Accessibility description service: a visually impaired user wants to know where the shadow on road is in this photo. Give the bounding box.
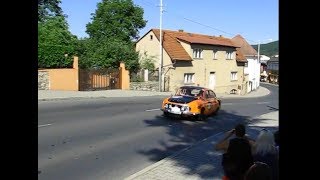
[135,109,278,179]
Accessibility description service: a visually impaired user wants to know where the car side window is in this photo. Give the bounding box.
[199,90,205,98]
[205,91,210,99]
[208,90,216,98]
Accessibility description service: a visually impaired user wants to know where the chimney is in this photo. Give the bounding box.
[178,29,184,32]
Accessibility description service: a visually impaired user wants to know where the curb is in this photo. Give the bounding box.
[38,90,269,101]
[260,82,279,87]
[218,88,270,99]
[38,94,172,101]
[38,96,108,101]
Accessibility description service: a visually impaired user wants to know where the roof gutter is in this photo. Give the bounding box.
[162,60,177,68]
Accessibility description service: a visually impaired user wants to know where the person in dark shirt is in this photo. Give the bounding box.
[244,161,272,180]
[215,124,254,180]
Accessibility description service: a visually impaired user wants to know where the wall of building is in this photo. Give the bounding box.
[136,31,172,70]
[38,70,49,90]
[130,81,159,91]
[168,44,244,94]
[38,57,130,91]
[38,57,79,91]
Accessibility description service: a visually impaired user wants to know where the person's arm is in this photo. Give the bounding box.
[244,134,256,146]
[214,129,235,152]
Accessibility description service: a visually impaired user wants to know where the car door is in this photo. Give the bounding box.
[206,90,219,114]
[202,90,214,115]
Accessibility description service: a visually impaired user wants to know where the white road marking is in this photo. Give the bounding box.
[145,108,160,112]
[223,103,233,105]
[38,124,52,128]
[257,102,269,104]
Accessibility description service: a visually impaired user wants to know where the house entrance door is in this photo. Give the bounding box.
[209,72,216,89]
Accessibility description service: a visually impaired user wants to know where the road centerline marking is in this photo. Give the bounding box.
[146,108,160,112]
[38,124,52,128]
[257,101,269,104]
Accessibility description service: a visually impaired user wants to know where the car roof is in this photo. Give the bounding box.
[179,86,208,90]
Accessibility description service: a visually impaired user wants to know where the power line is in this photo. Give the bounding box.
[136,0,259,43]
[137,0,157,8]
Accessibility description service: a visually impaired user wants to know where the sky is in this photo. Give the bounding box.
[61,0,278,45]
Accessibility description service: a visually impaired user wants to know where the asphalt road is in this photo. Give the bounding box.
[38,83,278,180]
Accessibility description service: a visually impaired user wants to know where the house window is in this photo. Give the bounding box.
[150,35,153,40]
[184,73,195,83]
[231,72,237,81]
[226,51,234,60]
[193,48,203,59]
[213,50,218,59]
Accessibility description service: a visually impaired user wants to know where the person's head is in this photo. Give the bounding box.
[245,162,272,180]
[273,130,279,147]
[254,129,276,155]
[235,124,246,137]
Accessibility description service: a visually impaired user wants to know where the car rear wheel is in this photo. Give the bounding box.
[212,101,221,116]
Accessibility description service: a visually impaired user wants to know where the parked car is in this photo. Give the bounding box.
[161,86,221,120]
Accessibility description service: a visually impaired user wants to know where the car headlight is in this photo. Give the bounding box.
[180,105,189,112]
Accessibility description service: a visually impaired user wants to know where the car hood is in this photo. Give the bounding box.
[168,95,198,104]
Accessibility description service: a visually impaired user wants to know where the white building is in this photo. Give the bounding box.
[259,55,270,64]
[232,35,261,92]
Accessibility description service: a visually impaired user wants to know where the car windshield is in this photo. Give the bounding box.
[175,88,202,97]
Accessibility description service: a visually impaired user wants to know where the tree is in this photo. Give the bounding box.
[86,0,146,42]
[79,38,140,72]
[38,16,78,68]
[81,0,146,73]
[38,0,64,22]
[139,51,156,71]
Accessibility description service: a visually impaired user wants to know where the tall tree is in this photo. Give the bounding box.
[38,0,64,22]
[86,0,146,42]
[79,38,139,71]
[82,0,146,72]
[38,16,78,68]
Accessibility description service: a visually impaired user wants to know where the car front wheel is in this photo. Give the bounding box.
[196,109,207,121]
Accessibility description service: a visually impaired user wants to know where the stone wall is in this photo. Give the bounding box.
[130,81,159,91]
[38,71,49,90]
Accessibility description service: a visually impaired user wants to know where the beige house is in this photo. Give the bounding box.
[135,29,248,94]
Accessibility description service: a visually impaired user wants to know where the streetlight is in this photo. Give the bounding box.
[158,0,163,92]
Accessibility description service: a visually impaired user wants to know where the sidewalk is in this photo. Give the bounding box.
[124,111,279,180]
[38,86,270,101]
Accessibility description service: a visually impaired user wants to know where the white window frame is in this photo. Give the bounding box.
[226,51,234,60]
[193,48,203,59]
[213,50,218,59]
[184,73,195,83]
[231,72,237,81]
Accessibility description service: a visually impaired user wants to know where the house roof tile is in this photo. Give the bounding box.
[231,35,258,56]
[145,29,246,62]
[236,48,247,62]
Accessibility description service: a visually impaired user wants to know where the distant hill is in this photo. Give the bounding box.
[252,41,278,57]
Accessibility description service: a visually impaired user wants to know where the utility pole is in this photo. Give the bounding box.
[158,0,163,92]
[258,41,260,63]
[255,40,260,89]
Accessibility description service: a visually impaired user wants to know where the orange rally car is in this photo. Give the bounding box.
[161,86,221,120]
